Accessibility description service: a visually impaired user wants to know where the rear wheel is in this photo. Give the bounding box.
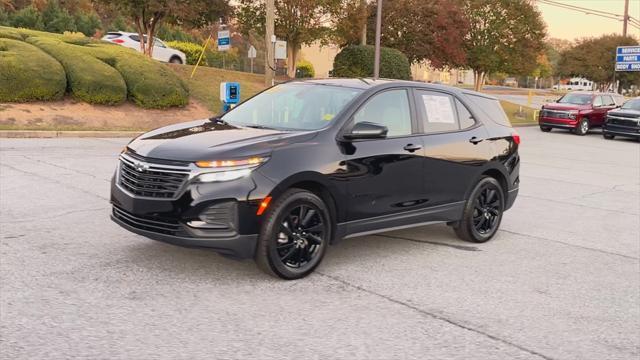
[169,56,183,64]
[603,133,615,140]
[575,118,589,135]
[255,189,331,280]
[539,126,552,132]
[453,177,504,243]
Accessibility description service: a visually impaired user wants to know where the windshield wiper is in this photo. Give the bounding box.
[242,124,278,130]
[208,116,228,125]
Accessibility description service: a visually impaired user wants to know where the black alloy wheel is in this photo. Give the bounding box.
[453,176,504,243]
[256,189,331,279]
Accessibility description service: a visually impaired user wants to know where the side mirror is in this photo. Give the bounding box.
[344,121,388,140]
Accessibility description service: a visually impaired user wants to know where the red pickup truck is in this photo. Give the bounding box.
[539,91,624,135]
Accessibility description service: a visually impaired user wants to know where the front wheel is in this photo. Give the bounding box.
[255,189,331,280]
[603,133,615,140]
[169,56,183,64]
[539,126,552,132]
[453,177,505,243]
[575,118,589,135]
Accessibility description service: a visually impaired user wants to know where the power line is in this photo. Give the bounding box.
[536,0,624,18]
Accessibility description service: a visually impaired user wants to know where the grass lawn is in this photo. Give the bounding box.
[170,65,266,113]
[500,100,538,126]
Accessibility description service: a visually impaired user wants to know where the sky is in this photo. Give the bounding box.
[535,0,640,40]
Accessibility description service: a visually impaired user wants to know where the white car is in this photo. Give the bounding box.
[102,31,187,64]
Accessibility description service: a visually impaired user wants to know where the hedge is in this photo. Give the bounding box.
[0,38,66,102]
[296,60,315,78]
[85,43,189,108]
[26,36,127,105]
[166,40,203,65]
[333,45,411,80]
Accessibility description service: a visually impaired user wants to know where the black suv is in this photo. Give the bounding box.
[111,79,520,279]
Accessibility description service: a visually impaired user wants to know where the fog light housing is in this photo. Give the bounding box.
[187,202,237,230]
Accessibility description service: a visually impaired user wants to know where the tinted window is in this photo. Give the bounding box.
[415,91,458,133]
[105,33,121,39]
[222,83,362,131]
[129,35,140,42]
[621,99,640,110]
[456,99,475,129]
[559,93,592,105]
[466,94,511,127]
[353,89,412,137]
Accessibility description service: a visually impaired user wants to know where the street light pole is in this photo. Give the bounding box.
[373,0,382,80]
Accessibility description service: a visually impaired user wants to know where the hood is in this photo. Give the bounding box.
[127,119,317,162]
[543,102,592,111]
[607,108,640,118]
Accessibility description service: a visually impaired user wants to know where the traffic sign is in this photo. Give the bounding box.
[217,30,230,51]
[274,40,287,60]
[248,45,257,59]
[615,46,640,72]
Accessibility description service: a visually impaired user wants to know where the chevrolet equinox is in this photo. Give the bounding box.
[111,79,520,279]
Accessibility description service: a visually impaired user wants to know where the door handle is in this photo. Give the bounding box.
[469,136,484,145]
[403,143,422,152]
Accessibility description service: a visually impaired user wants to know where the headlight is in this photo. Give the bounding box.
[568,111,579,120]
[194,156,268,183]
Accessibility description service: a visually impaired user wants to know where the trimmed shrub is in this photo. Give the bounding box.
[0,26,24,40]
[166,40,204,65]
[295,60,315,78]
[0,38,66,102]
[9,5,43,30]
[86,43,189,108]
[27,36,127,105]
[333,45,411,80]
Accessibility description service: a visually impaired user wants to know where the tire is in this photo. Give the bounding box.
[575,118,589,136]
[453,176,505,243]
[255,189,331,280]
[169,56,183,64]
[539,126,552,132]
[603,133,615,140]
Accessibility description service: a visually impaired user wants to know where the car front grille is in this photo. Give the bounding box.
[112,206,182,235]
[118,153,190,199]
[607,114,640,127]
[541,109,571,119]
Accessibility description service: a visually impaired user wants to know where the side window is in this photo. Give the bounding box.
[455,99,476,129]
[129,35,140,42]
[352,89,412,137]
[602,95,615,106]
[593,96,603,107]
[415,91,459,133]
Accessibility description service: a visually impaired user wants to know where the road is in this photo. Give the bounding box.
[1,127,639,360]
[493,94,551,109]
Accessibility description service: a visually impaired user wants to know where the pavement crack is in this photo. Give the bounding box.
[317,272,557,360]
[373,234,480,251]
[0,163,109,201]
[499,229,639,261]
[19,154,111,183]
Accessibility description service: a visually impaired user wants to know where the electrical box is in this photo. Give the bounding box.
[220,82,240,105]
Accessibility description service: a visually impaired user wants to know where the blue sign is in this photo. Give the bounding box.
[217,29,230,51]
[218,38,230,46]
[616,46,640,72]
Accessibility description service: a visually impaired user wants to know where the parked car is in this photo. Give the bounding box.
[110,79,520,279]
[538,91,624,135]
[603,97,640,141]
[101,31,186,64]
[503,77,518,87]
[552,77,593,91]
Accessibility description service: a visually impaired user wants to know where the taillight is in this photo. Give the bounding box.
[512,132,521,145]
[112,39,124,44]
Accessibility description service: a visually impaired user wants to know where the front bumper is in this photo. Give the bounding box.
[539,117,578,129]
[603,124,640,139]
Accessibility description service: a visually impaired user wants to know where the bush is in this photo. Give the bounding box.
[41,0,76,34]
[108,16,134,33]
[205,47,240,70]
[295,60,315,78]
[26,36,127,105]
[86,43,189,108]
[74,12,102,37]
[0,26,24,40]
[165,40,204,65]
[0,38,66,102]
[157,24,197,43]
[0,7,9,26]
[9,5,43,30]
[333,45,411,80]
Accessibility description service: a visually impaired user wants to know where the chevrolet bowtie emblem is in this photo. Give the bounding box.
[133,161,148,172]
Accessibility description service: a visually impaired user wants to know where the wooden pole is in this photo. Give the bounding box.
[265,0,275,87]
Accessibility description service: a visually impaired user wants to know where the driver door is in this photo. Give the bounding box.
[341,88,427,231]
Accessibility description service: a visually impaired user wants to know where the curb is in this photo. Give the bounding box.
[0,130,143,138]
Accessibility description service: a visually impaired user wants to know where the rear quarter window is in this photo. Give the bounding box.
[464,94,512,127]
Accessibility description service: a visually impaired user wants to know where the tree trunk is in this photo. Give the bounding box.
[360,0,367,45]
[473,70,485,91]
[287,45,299,79]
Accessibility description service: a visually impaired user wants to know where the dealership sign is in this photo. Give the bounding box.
[217,30,230,51]
[615,46,640,71]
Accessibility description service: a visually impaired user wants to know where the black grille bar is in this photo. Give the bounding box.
[118,154,190,199]
[113,206,181,235]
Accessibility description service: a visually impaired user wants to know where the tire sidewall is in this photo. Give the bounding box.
[576,118,589,135]
[259,190,331,279]
[464,177,505,242]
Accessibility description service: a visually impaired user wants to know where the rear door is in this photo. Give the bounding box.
[414,89,493,207]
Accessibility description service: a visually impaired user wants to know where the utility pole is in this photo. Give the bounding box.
[373,0,382,79]
[360,0,367,45]
[265,0,275,87]
[623,0,629,37]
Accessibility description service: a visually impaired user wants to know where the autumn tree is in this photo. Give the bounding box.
[557,34,640,92]
[96,0,230,57]
[358,0,468,69]
[462,0,546,90]
[236,0,336,77]
[332,0,368,47]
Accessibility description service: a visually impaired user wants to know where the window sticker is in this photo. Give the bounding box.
[422,94,456,124]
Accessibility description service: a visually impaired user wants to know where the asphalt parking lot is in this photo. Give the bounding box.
[1,126,638,360]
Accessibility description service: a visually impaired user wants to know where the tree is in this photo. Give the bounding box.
[74,11,102,37]
[9,5,43,29]
[557,34,640,92]
[364,0,468,69]
[41,0,77,33]
[462,0,546,90]
[95,0,230,57]
[331,0,368,47]
[236,0,336,78]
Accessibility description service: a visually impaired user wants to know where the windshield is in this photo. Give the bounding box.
[621,99,640,110]
[222,83,363,131]
[558,93,593,105]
